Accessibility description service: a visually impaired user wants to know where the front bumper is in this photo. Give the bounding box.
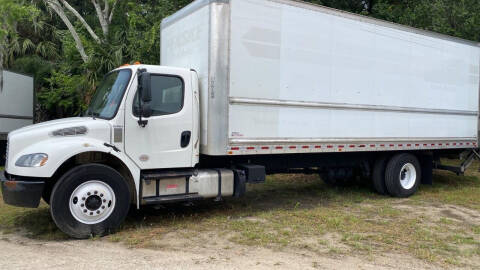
[1,171,45,208]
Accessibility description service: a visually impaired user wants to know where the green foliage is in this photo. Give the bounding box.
[11,55,54,87]
[5,0,480,120]
[115,0,192,65]
[308,0,371,13]
[0,0,40,39]
[372,0,480,41]
[0,0,41,70]
[38,68,90,118]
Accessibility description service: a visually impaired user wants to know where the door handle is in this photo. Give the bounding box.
[180,131,191,148]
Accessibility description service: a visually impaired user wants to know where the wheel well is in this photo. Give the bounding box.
[46,152,136,204]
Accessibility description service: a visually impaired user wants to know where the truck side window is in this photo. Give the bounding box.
[133,75,184,116]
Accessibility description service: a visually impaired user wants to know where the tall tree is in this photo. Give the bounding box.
[44,0,117,62]
[372,0,480,42]
[0,0,40,91]
[308,0,369,13]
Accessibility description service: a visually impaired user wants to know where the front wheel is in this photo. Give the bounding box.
[50,164,131,239]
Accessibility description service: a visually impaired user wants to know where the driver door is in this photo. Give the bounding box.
[124,67,193,169]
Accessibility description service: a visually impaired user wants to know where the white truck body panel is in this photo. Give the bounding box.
[0,70,34,139]
[165,0,480,156]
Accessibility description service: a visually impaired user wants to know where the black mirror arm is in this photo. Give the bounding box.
[138,118,148,127]
[137,95,149,128]
[137,68,149,127]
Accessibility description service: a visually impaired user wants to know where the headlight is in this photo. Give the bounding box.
[15,153,49,167]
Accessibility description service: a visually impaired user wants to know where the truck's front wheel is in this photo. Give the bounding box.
[50,164,130,239]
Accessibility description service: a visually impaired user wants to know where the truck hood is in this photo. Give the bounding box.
[9,117,93,135]
[6,117,112,171]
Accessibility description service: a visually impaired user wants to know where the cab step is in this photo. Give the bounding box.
[142,169,193,180]
[143,194,203,205]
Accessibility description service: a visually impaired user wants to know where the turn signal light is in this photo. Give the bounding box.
[39,156,49,167]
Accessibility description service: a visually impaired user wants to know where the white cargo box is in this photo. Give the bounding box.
[0,70,34,140]
[161,0,480,156]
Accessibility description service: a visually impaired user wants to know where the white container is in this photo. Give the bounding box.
[161,0,480,156]
[0,70,34,140]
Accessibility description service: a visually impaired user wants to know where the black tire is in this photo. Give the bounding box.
[42,191,51,205]
[42,181,54,205]
[385,153,421,198]
[50,164,131,239]
[321,168,353,187]
[372,156,389,195]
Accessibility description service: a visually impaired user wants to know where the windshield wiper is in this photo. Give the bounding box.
[85,109,99,119]
[90,111,100,119]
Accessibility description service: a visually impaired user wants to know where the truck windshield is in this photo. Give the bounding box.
[85,69,132,119]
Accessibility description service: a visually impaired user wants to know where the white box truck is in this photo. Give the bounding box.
[2,0,480,238]
[0,70,34,165]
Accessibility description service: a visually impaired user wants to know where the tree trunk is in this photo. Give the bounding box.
[0,29,5,92]
[367,0,375,13]
[0,47,3,92]
[61,0,101,44]
[91,0,109,37]
[46,0,89,63]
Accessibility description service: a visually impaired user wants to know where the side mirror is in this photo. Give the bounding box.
[137,70,152,127]
[139,72,152,103]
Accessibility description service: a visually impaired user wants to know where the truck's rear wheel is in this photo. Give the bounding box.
[385,153,421,198]
[321,168,354,186]
[372,156,389,195]
[50,164,130,239]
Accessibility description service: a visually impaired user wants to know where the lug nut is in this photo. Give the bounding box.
[82,197,86,201]
[90,212,93,215]
[81,204,84,207]
[96,210,100,214]
[87,192,91,196]
[100,194,104,197]
[83,209,87,213]
[94,191,98,195]
[103,199,106,203]
[101,206,105,209]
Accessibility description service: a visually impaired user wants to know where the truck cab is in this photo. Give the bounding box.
[1,65,227,238]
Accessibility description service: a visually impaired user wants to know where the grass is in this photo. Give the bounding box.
[1,161,480,267]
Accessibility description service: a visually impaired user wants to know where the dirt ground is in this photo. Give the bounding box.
[0,232,439,270]
[2,164,480,269]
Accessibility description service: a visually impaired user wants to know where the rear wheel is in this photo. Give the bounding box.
[50,164,130,239]
[321,168,354,186]
[372,156,389,195]
[385,153,421,198]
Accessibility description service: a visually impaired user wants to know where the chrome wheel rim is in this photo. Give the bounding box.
[69,180,116,224]
[399,163,416,190]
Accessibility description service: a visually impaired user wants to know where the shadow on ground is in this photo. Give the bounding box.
[1,168,478,242]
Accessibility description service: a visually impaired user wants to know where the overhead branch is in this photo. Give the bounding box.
[103,0,109,17]
[91,0,109,37]
[60,0,101,43]
[0,33,4,92]
[108,0,117,23]
[45,0,88,62]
